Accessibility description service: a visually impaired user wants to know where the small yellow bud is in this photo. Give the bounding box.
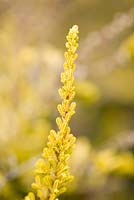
[25,192,35,200]
[56,117,62,130]
[71,25,78,32]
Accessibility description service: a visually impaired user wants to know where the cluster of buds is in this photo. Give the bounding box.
[25,25,79,200]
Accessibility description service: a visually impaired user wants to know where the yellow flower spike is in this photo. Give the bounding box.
[24,25,79,200]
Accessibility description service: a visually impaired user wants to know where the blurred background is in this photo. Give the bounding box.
[0,0,133,199]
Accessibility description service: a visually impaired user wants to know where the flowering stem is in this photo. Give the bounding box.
[25,25,79,200]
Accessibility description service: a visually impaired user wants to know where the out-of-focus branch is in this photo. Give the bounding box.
[76,45,129,79]
[76,9,133,79]
[0,156,39,192]
[79,8,133,63]
[106,130,134,151]
[87,46,129,77]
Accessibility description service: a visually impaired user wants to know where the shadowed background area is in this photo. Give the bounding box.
[0,0,133,199]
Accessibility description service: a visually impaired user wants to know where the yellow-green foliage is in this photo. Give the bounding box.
[127,34,134,60]
[25,25,79,200]
[124,34,134,60]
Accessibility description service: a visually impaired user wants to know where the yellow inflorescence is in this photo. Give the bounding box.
[25,25,79,200]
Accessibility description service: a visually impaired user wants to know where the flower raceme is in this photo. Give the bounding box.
[25,25,79,200]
